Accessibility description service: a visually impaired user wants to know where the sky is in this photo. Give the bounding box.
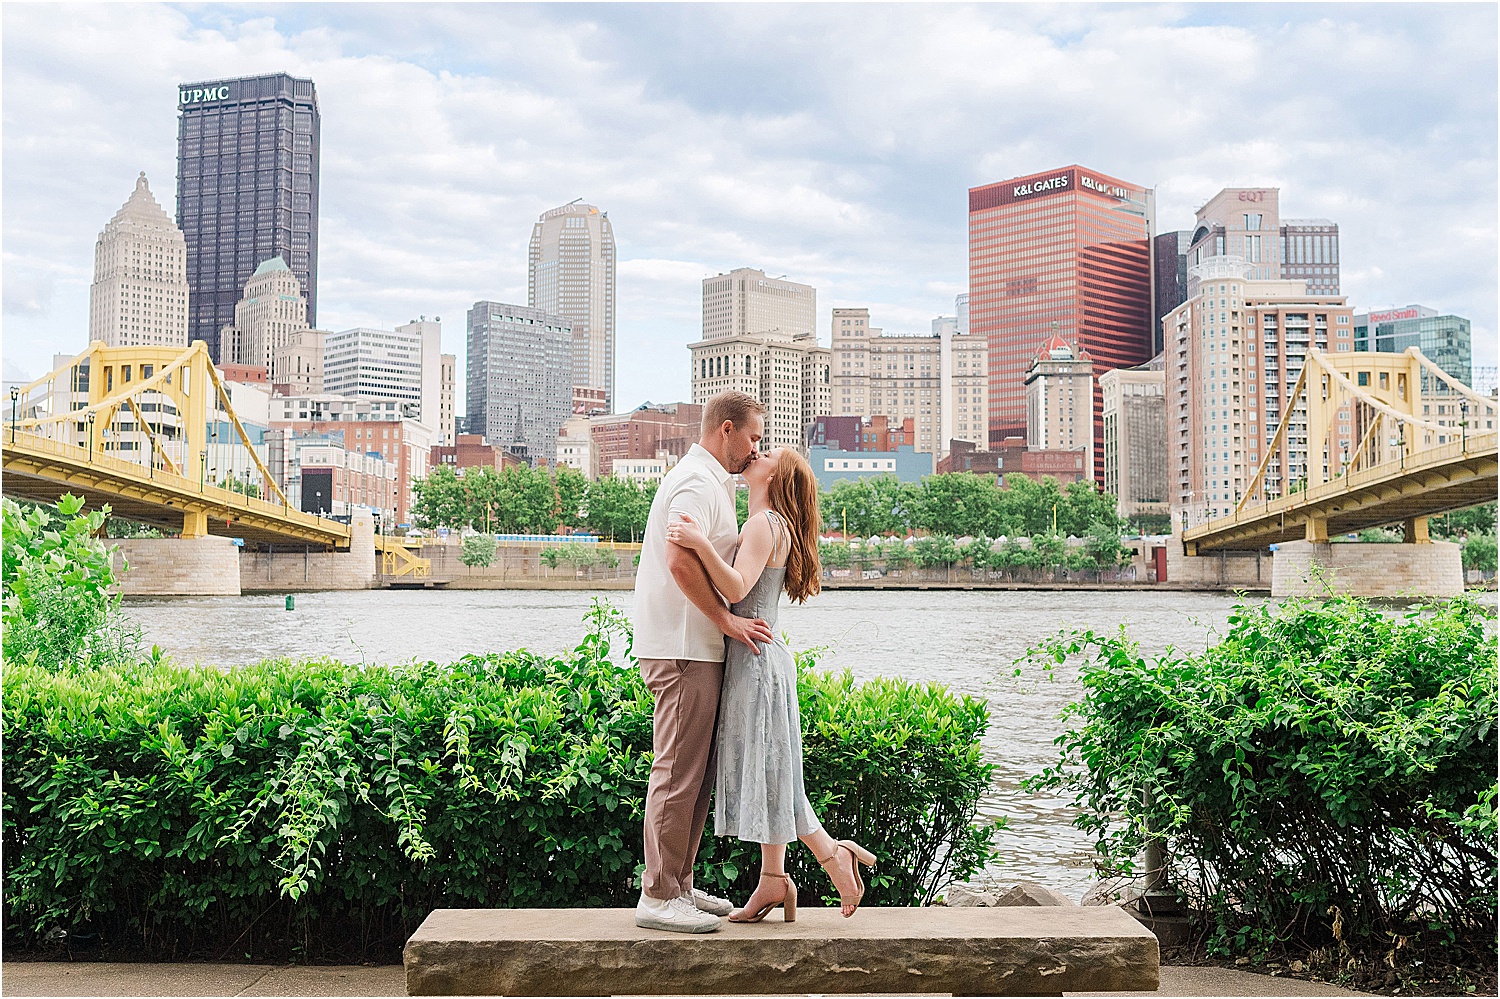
[4,2,1497,411]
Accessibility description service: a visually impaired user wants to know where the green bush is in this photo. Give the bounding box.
[911,534,958,568]
[819,541,852,568]
[1462,533,1496,573]
[3,604,997,961]
[540,545,620,570]
[1024,593,1497,964]
[459,534,498,568]
[2,495,137,670]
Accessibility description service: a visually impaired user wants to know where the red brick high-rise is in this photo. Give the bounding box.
[969,165,1154,483]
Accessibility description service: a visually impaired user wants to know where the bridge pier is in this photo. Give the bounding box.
[111,535,242,596]
[1272,539,1463,599]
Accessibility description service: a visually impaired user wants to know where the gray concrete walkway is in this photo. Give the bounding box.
[1,961,1373,997]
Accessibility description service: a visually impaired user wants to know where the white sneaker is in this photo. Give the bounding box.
[635,894,723,933]
[683,886,733,916]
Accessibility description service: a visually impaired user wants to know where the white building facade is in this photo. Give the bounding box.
[89,173,189,348]
[1025,334,1095,470]
[226,257,308,370]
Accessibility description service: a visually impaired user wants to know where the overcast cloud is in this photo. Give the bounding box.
[3,2,1496,407]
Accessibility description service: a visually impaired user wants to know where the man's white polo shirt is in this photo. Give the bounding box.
[633,443,739,662]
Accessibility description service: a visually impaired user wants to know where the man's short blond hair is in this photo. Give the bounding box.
[702,390,767,435]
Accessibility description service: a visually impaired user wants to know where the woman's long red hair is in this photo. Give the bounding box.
[767,449,821,603]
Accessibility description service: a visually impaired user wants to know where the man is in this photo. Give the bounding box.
[632,391,775,933]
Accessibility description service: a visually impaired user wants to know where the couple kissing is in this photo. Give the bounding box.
[631,390,876,933]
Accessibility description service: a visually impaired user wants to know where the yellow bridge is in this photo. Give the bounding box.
[1183,347,1498,554]
[3,341,428,577]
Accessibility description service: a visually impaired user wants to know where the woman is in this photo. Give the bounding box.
[666,446,876,923]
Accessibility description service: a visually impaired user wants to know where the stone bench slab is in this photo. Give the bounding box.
[403,906,1159,996]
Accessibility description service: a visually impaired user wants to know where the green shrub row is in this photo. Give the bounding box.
[2,603,997,962]
[820,527,1130,573]
[1023,592,1498,964]
[539,545,621,569]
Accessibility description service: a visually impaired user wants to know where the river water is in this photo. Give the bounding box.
[122,588,1261,901]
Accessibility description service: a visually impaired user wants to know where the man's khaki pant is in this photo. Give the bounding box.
[639,657,724,900]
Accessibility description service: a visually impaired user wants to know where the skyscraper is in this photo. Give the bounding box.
[177,73,320,362]
[1164,256,1355,523]
[969,165,1154,482]
[223,256,307,369]
[701,268,817,342]
[1354,305,1472,387]
[467,302,573,463]
[89,173,189,348]
[529,202,616,413]
[1183,188,1340,298]
[1152,230,1192,353]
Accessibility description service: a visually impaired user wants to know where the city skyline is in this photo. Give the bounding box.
[3,3,1495,413]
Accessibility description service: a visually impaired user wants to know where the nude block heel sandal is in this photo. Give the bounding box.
[728,872,798,923]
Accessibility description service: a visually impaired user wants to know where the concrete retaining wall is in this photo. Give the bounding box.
[1271,540,1464,598]
[111,536,243,596]
[1164,545,1272,589]
[240,511,376,592]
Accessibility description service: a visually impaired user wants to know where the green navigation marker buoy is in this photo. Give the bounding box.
[285,594,295,611]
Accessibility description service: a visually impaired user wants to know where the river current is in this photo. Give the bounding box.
[123,588,1263,901]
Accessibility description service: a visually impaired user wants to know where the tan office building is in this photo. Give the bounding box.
[1101,357,1168,519]
[702,268,817,342]
[89,173,189,349]
[1185,186,1340,298]
[939,322,990,455]
[831,307,989,458]
[271,328,326,397]
[832,308,938,453]
[689,331,829,452]
[1165,255,1355,525]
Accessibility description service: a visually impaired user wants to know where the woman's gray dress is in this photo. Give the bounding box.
[714,510,822,845]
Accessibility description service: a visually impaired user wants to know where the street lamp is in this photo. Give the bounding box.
[1460,400,1469,452]
[86,411,96,459]
[9,385,18,444]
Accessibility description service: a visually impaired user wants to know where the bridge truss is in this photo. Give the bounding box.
[1183,347,1497,553]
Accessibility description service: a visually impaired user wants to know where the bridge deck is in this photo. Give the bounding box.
[3,430,350,548]
[1185,433,1498,553]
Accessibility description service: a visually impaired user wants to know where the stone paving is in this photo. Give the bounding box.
[2,961,1373,997]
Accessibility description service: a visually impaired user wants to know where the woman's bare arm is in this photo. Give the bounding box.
[667,512,775,604]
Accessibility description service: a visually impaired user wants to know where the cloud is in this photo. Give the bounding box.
[3,268,55,319]
[1,2,1495,410]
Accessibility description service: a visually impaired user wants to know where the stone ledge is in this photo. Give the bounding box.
[403,906,1159,996]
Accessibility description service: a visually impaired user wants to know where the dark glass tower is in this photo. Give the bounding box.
[176,73,319,362]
